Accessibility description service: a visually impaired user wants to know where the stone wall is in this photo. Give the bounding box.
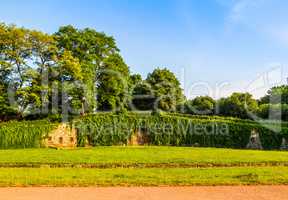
[43,123,77,148]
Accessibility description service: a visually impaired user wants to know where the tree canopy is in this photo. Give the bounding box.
[260,85,288,105]
[97,53,130,111]
[217,93,258,119]
[180,96,215,115]
[146,68,184,111]
[0,23,288,121]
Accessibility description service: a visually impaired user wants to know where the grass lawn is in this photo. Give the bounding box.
[0,146,287,167]
[0,147,288,186]
[1,167,288,186]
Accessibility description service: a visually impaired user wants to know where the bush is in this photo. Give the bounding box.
[74,112,288,149]
[258,104,288,121]
[0,120,58,149]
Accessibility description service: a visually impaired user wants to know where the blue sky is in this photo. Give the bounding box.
[1,0,288,99]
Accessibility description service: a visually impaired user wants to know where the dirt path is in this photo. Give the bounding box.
[1,186,287,200]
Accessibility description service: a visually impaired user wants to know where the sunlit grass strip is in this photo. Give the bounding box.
[0,167,288,186]
[0,147,287,167]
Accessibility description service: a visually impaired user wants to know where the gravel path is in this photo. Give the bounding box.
[1,186,288,200]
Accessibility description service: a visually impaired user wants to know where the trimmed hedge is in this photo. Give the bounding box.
[0,120,57,149]
[1,112,286,149]
[74,112,288,149]
[167,113,288,128]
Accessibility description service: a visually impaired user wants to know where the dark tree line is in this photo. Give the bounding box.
[177,87,288,121]
[0,23,287,121]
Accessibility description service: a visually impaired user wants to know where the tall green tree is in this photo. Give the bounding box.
[54,25,119,112]
[97,54,130,111]
[146,68,184,111]
[0,24,40,118]
[258,85,288,121]
[0,24,16,119]
[0,23,83,119]
[260,85,288,104]
[217,92,258,119]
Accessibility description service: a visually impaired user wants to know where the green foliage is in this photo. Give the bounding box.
[74,112,288,149]
[131,81,155,110]
[75,113,136,146]
[0,24,35,116]
[54,25,119,113]
[97,54,130,111]
[0,84,17,121]
[260,85,288,104]
[217,92,258,119]
[146,68,184,111]
[0,120,57,149]
[258,104,288,121]
[2,22,288,124]
[0,23,127,119]
[167,112,288,128]
[179,96,216,115]
[0,23,85,118]
[129,74,142,86]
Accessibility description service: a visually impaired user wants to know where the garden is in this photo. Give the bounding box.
[1,23,288,187]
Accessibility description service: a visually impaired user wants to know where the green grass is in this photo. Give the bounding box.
[0,167,288,186]
[0,147,287,167]
[0,147,287,186]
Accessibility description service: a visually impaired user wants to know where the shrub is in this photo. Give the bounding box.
[258,104,288,121]
[74,112,288,149]
[0,120,58,149]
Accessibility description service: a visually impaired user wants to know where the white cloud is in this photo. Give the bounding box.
[223,0,288,45]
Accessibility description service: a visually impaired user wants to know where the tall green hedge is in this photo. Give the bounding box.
[74,112,288,149]
[167,113,288,128]
[0,120,57,149]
